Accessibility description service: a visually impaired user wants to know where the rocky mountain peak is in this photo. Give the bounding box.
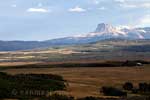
[94,23,115,33]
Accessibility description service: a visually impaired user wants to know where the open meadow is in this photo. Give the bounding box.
[2,65,150,98]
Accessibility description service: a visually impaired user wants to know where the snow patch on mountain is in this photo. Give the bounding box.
[72,23,150,40]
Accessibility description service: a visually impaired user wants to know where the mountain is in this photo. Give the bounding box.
[0,23,150,51]
[75,23,150,39]
[46,23,150,44]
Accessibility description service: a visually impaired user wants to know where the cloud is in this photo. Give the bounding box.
[69,6,86,12]
[120,4,137,8]
[117,0,150,9]
[141,3,150,8]
[27,8,50,13]
[115,0,125,3]
[139,15,150,26]
[121,3,150,8]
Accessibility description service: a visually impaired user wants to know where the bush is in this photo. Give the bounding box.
[139,83,149,92]
[46,94,74,100]
[123,82,133,91]
[0,72,66,98]
[101,86,127,97]
[132,88,139,94]
[77,96,99,100]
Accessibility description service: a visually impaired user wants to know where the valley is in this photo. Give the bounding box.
[0,39,150,99]
[2,66,150,98]
[0,24,150,100]
[0,0,150,99]
[0,39,150,63]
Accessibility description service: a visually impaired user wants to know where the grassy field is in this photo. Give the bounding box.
[0,40,150,99]
[2,66,150,98]
[1,40,150,63]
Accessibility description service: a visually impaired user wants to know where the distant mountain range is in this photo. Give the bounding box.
[46,23,150,44]
[0,23,150,51]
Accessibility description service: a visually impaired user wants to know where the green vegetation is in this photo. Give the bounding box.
[123,82,133,91]
[99,82,150,99]
[0,72,150,100]
[122,82,150,95]
[101,86,127,97]
[0,72,66,99]
[0,60,149,70]
[14,95,150,100]
[40,94,74,100]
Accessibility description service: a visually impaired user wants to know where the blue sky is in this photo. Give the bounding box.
[0,0,150,40]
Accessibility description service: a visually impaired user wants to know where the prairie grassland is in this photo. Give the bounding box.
[0,62,42,66]
[2,66,150,98]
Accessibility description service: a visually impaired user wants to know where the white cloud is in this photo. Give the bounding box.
[69,6,86,12]
[120,3,150,9]
[139,15,150,26]
[115,0,125,3]
[118,1,150,9]
[120,3,137,8]
[141,3,150,8]
[27,8,50,13]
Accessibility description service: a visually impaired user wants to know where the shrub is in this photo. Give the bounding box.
[132,88,139,94]
[77,96,99,100]
[48,94,74,100]
[139,83,149,92]
[123,82,133,91]
[0,72,66,98]
[101,86,127,97]
[148,83,150,92]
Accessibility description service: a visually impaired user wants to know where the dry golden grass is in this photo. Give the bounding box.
[2,67,150,98]
[0,62,42,67]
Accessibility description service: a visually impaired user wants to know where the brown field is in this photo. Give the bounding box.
[0,62,43,66]
[2,66,150,98]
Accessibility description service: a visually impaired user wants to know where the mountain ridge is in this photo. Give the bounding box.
[0,23,150,51]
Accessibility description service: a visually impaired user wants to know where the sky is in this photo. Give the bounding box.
[0,0,150,41]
